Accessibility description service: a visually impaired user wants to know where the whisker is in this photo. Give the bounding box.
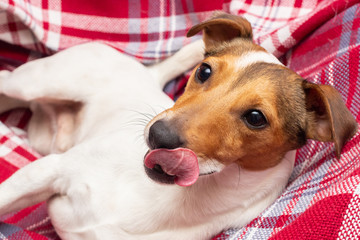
[129,119,149,125]
[135,133,146,143]
[121,108,155,121]
[119,122,146,128]
[146,104,160,116]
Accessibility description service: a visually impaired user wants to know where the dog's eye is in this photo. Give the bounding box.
[195,63,211,83]
[243,110,268,129]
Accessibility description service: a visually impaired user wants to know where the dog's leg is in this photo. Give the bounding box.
[0,43,124,102]
[0,154,62,215]
[0,69,84,154]
[0,40,203,100]
[148,39,205,89]
[0,71,29,113]
[0,94,29,113]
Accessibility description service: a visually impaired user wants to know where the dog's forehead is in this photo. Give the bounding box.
[204,40,301,93]
[207,42,283,73]
[204,53,288,96]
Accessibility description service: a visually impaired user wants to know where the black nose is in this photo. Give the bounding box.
[148,120,183,149]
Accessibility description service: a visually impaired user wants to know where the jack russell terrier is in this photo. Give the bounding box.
[0,12,357,240]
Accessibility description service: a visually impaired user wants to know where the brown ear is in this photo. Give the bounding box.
[186,11,253,49]
[303,81,358,157]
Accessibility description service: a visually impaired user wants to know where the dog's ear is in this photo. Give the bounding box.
[303,81,358,157]
[187,11,253,49]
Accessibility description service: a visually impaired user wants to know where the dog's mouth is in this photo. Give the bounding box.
[144,148,201,187]
[199,170,216,176]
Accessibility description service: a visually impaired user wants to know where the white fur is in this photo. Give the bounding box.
[236,51,283,69]
[0,41,295,240]
[198,158,226,175]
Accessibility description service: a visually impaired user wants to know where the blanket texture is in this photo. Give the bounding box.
[0,0,359,239]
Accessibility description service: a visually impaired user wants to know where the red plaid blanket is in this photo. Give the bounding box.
[0,0,359,239]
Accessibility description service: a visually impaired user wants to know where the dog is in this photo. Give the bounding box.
[0,12,357,240]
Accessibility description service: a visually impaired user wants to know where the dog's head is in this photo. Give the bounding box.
[144,12,358,186]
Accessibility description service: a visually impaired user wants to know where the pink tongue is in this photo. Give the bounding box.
[144,148,199,186]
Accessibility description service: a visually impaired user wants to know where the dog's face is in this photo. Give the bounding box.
[157,53,306,171]
[144,12,358,185]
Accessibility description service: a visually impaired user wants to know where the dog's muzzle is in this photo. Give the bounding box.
[144,120,199,186]
[148,120,183,149]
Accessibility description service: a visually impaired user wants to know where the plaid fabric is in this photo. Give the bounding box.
[0,109,58,239]
[0,0,359,239]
